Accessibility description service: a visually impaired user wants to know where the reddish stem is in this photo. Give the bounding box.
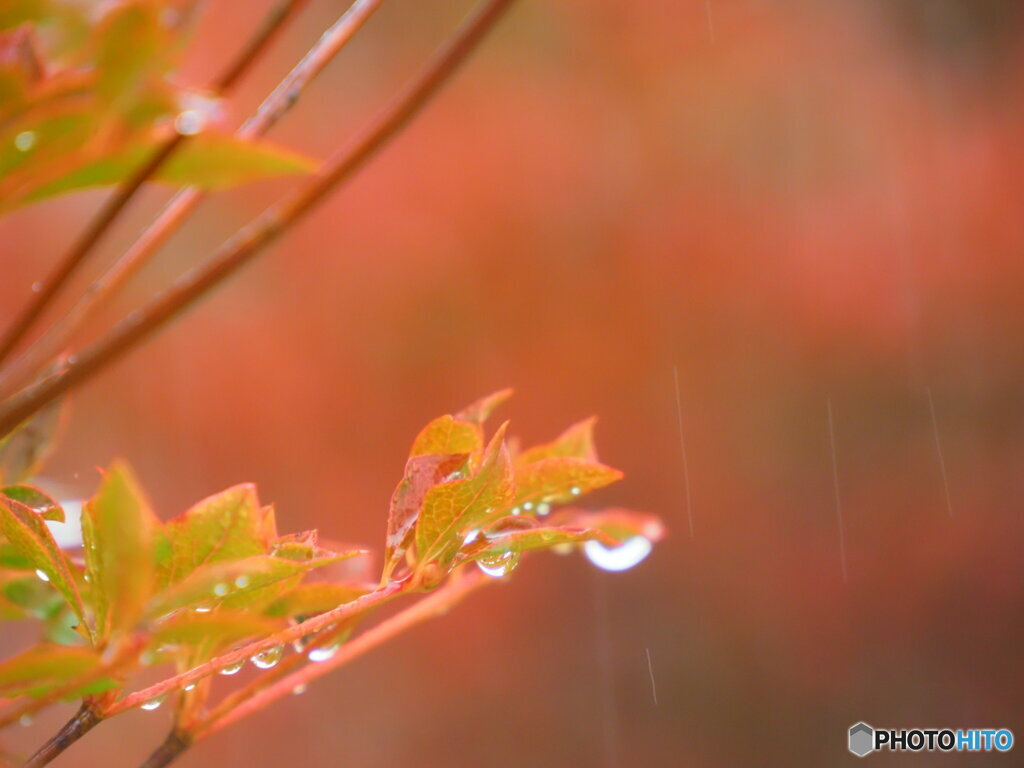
[196,569,486,740]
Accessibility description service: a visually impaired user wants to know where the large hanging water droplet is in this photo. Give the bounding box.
[140,694,166,711]
[307,643,339,663]
[35,569,50,582]
[218,659,245,676]
[583,536,652,572]
[476,548,521,578]
[251,644,283,670]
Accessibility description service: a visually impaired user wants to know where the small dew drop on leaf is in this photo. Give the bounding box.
[30,281,41,292]
[234,575,250,589]
[537,503,551,516]
[184,683,196,691]
[251,644,283,670]
[34,569,49,582]
[19,714,32,727]
[476,548,520,579]
[292,684,307,696]
[307,643,339,663]
[213,582,229,597]
[140,694,165,711]
[174,110,203,136]
[570,486,581,496]
[583,536,653,572]
[218,659,245,676]
[193,605,212,613]
[14,131,36,152]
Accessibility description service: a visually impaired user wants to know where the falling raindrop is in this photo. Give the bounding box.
[35,569,49,582]
[251,644,283,670]
[307,643,339,663]
[218,659,245,676]
[213,582,229,597]
[14,130,36,152]
[140,694,166,711]
[476,548,521,578]
[583,536,652,572]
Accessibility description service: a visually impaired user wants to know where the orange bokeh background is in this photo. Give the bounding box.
[3,1,1024,765]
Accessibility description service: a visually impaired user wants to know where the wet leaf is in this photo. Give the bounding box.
[409,415,481,458]
[1,572,63,618]
[94,1,169,105]
[82,461,159,639]
[160,484,274,587]
[0,492,87,638]
[1,485,62,521]
[415,425,514,578]
[516,417,598,465]
[265,582,368,620]
[546,507,666,544]
[150,610,284,651]
[512,457,622,507]
[0,644,112,699]
[382,453,468,581]
[19,132,317,204]
[147,552,363,618]
[453,388,513,426]
[0,395,65,484]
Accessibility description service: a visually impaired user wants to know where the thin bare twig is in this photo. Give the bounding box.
[136,731,191,768]
[0,0,309,374]
[0,0,515,439]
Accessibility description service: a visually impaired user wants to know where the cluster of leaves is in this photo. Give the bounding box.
[0,391,660,732]
[0,0,314,209]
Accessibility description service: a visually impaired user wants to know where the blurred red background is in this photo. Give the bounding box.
[3,0,1024,765]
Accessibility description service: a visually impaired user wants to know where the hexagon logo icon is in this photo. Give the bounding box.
[849,722,874,757]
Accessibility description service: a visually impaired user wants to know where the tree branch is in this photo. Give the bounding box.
[0,0,310,372]
[21,702,102,768]
[0,0,515,439]
[102,579,406,718]
[0,0,385,399]
[196,569,486,740]
[136,731,192,768]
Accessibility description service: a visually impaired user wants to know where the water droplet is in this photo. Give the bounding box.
[292,637,307,654]
[509,506,521,516]
[30,281,41,292]
[583,536,652,572]
[183,683,196,692]
[251,644,283,670]
[570,486,581,496]
[522,502,534,511]
[140,694,166,711]
[194,605,212,613]
[35,569,49,582]
[213,582,229,597]
[307,644,339,663]
[66,355,77,365]
[476,548,521,578]
[174,110,204,135]
[19,714,33,727]
[218,659,245,676]
[292,684,307,695]
[14,130,36,152]
[234,575,251,589]
[83,572,90,582]
[462,528,480,546]
[536,502,551,516]
[140,652,155,666]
